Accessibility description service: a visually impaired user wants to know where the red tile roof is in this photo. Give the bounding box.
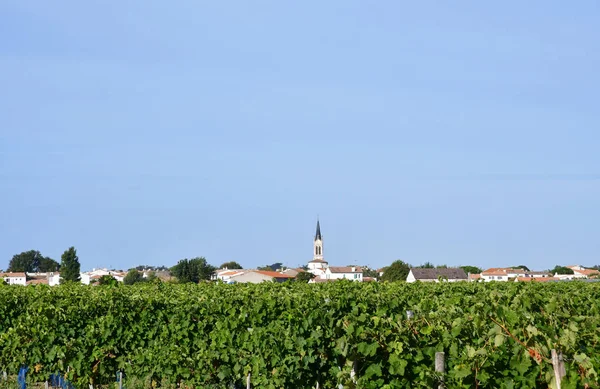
[0,272,26,278]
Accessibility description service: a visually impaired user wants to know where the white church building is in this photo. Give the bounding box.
[307,220,363,282]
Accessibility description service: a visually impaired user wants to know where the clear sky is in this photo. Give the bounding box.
[1,1,599,272]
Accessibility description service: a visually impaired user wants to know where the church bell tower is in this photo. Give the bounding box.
[313,219,323,261]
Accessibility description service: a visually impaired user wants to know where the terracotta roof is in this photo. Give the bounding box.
[219,270,244,277]
[0,272,26,278]
[481,267,526,275]
[515,277,560,283]
[254,271,295,279]
[363,277,376,282]
[468,274,482,280]
[573,269,600,276]
[410,268,467,280]
[27,279,49,285]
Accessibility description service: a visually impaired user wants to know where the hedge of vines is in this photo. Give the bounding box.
[0,281,598,388]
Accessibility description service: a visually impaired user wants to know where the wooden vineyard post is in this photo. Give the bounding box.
[435,352,445,389]
[246,373,251,389]
[551,349,566,389]
[119,371,123,389]
[406,310,414,320]
[45,381,49,389]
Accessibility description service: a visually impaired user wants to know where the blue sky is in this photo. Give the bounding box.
[1,1,598,271]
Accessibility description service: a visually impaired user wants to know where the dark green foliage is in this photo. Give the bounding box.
[60,247,80,283]
[257,262,283,271]
[171,257,215,283]
[362,267,378,278]
[123,269,145,285]
[295,271,315,282]
[549,265,574,275]
[220,261,243,269]
[134,265,169,271]
[381,260,411,282]
[97,275,118,286]
[8,250,59,272]
[39,257,60,272]
[460,265,483,274]
[512,265,531,271]
[0,282,598,388]
[417,261,435,268]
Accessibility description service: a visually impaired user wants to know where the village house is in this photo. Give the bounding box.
[228,270,294,284]
[0,272,27,285]
[406,268,468,283]
[212,268,245,282]
[554,265,600,280]
[480,268,551,282]
[80,268,126,284]
[324,266,363,281]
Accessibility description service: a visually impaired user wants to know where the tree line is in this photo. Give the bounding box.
[4,248,81,283]
[5,249,597,285]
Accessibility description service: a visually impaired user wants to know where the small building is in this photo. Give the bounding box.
[406,268,468,283]
[212,269,245,282]
[81,268,126,284]
[567,265,599,279]
[0,272,27,285]
[324,266,363,281]
[229,270,295,284]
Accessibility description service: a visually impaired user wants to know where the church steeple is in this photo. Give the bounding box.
[313,219,324,261]
[315,219,322,241]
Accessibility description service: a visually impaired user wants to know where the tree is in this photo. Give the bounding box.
[258,262,283,271]
[417,262,435,268]
[512,265,530,271]
[171,257,216,283]
[123,270,145,285]
[460,265,482,275]
[381,260,411,282]
[220,261,243,269]
[60,247,81,283]
[39,257,60,272]
[98,275,118,286]
[362,267,378,278]
[8,250,58,273]
[549,266,574,275]
[295,271,316,282]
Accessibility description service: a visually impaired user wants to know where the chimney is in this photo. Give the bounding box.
[352,266,356,272]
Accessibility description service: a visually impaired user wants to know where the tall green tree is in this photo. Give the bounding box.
[8,250,58,272]
[219,261,243,269]
[123,269,145,285]
[171,257,215,283]
[381,260,411,282]
[60,247,81,283]
[417,262,435,268]
[549,265,574,275]
[39,257,60,272]
[460,265,482,275]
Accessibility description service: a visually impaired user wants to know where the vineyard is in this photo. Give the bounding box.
[0,281,598,388]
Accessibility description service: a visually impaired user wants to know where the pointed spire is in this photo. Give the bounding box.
[315,219,322,241]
